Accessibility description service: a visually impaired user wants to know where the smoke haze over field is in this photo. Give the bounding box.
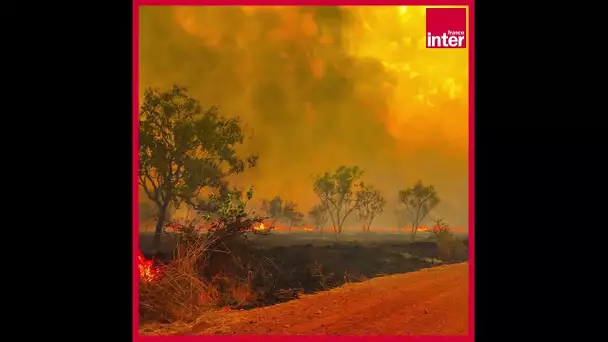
[138,6,469,229]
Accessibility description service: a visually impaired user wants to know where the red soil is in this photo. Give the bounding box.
[187,262,469,335]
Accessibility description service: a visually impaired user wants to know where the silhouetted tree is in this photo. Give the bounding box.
[356,184,386,232]
[308,203,329,233]
[261,196,284,227]
[397,180,440,241]
[261,196,304,231]
[312,165,364,239]
[139,85,257,250]
[283,200,304,231]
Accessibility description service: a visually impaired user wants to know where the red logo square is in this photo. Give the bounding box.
[426,8,467,49]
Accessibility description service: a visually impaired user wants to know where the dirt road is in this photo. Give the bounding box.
[181,262,469,335]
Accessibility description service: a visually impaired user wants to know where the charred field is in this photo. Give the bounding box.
[139,230,468,313]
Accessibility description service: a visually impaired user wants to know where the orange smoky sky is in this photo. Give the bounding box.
[138,6,469,230]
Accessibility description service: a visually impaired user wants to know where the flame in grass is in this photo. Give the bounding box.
[253,223,314,232]
[159,220,466,236]
[138,251,161,282]
[256,224,466,233]
[161,218,467,234]
[254,223,268,231]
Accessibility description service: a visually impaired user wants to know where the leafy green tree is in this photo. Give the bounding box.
[201,185,264,238]
[312,166,364,239]
[168,185,266,272]
[397,180,440,241]
[356,184,386,232]
[138,85,257,250]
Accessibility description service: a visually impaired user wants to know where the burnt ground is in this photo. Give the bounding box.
[143,236,467,307]
[139,230,468,334]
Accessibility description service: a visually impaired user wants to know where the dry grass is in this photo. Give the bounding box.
[139,231,260,326]
[140,308,249,336]
[139,240,210,323]
[140,321,196,336]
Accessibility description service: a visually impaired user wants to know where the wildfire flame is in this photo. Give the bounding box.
[254,224,465,233]
[160,220,466,234]
[254,223,267,231]
[138,251,161,282]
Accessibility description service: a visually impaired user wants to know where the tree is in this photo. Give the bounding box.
[308,203,329,233]
[201,185,266,243]
[312,166,364,239]
[260,196,304,231]
[182,185,267,277]
[397,180,440,241]
[356,184,386,232]
[430,218,451,240]
[260,196,284,227]
[282,200,304,231]
[139,85,258,250]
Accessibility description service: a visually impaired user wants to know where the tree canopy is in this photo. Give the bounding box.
[356,184,386,231]
[397,180,440,241]
[312,165,364,238]
[261,196,304,230]
[139,85,258,248]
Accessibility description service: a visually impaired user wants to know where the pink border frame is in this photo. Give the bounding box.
[132,1,475,341]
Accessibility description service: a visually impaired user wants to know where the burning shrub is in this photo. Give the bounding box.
[139,186,268,323]
[139,239,210,323]
[138,251,162,282]
[139,242,262,323]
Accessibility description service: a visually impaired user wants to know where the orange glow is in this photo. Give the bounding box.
[138,251,161,282]
[162,221,466,234]
[254,223,268,231]
[140,6,470,231]
[252,224,466,233]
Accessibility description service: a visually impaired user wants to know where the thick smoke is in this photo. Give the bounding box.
[138,6,469,229]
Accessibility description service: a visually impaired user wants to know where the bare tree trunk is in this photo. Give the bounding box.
[152,201,169,251]
[336,209,342,234]
[153,207,166,251]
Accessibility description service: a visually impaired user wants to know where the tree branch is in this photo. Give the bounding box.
[139,171,161,207]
